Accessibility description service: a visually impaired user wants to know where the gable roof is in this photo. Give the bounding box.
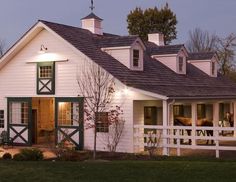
[188,52,216,61]
[81,12,103,21]
[146,42,184,55]
[2,20,236,99]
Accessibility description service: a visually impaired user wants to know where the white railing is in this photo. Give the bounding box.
[134,124,236,158]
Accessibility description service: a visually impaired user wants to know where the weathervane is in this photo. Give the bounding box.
[90,0,95,12]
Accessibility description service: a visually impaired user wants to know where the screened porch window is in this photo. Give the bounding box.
[197,104,206,119]
[0,110,4,128]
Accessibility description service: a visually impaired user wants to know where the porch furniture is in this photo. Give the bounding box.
[0,131,13,148]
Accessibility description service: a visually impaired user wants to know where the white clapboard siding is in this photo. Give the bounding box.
[0,28,159,153]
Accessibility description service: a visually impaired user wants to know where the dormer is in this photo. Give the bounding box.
[81,13,103,35]
[101,37,146,71]
[150,44,188,74]
[188,52,218,77]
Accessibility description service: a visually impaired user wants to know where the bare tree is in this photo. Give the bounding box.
[0,39,5,57]
[186,28,218,53]
[99,107,125,153]
[216,33,236,75]
[77,61,115,159]
[186,28,236,76]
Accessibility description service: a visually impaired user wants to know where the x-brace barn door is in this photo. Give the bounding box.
[55,97,84,150]
[7,98,32,146]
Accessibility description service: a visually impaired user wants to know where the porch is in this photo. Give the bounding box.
[133,100,236,158]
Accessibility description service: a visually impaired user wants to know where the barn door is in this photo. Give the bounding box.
[55,97,84,150]
[8,98,32,146]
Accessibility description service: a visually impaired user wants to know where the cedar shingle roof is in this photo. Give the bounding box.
[40,20,236,99]
[96,35,139,48]
[146,42,184,55]
[188,52,216,61]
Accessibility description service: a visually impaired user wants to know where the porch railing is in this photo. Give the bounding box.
[134,124,236,158]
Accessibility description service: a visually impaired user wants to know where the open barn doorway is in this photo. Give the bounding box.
[32,97,55,146]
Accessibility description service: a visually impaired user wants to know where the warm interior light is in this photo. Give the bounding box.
[38,44,48,54]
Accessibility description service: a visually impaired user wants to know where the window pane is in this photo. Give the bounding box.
[133,50,139,67]
[197,104,206,119]
[9,102,28,124]
[212,62,215,75]
[0,110,4,128]
[39,66,52,78]
[58,102,79,126]
[96,112,109,132]
[179,57,184,72]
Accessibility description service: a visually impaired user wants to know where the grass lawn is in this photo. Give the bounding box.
[0,159,236,182]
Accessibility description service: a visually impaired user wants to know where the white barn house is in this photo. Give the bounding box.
[1,12,236,157]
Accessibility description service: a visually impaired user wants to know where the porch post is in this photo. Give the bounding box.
[162,100,169,156]
[191,103,197,147]
[233,102,236,137]
[213,102,219,127]
[213,102,220,158]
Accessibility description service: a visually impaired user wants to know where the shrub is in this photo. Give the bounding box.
[13,153,25,161]
[2,153,12,160]
[56,149,89,161]
[13,148,43,161]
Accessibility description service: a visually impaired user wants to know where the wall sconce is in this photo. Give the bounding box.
[38,44,48,54]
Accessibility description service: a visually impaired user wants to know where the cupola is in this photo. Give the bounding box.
[81,12,103,35]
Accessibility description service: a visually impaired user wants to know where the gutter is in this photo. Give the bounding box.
[168,96,236,100]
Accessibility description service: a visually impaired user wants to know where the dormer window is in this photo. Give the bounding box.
[212,62,215,75]
[178,56,184,72]
[133,49,139,67]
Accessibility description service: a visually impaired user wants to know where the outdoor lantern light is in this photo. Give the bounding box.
[38,44,48,54]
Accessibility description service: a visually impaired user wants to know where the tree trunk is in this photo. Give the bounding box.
[93,126,97,160]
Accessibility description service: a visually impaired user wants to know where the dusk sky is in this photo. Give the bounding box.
[1,0,236,49]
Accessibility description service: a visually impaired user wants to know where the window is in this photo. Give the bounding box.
[197,104,206,119]
[39,66,52,78]
[133,49,139,67]
[0,110,4,128]
[173,105,184,117]
[96,112,109,133]
[37,62,55,94]
[144,107,157,125]
[178,57,184,72]
[212,62,215,75]
[58,102,79,126]
[9,102,29,124]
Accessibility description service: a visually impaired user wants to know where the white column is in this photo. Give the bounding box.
[191,103,197,147]
[213,102,219,127]
[233,102,236,137]
[213,102,220,157]
[162,100,169,156]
